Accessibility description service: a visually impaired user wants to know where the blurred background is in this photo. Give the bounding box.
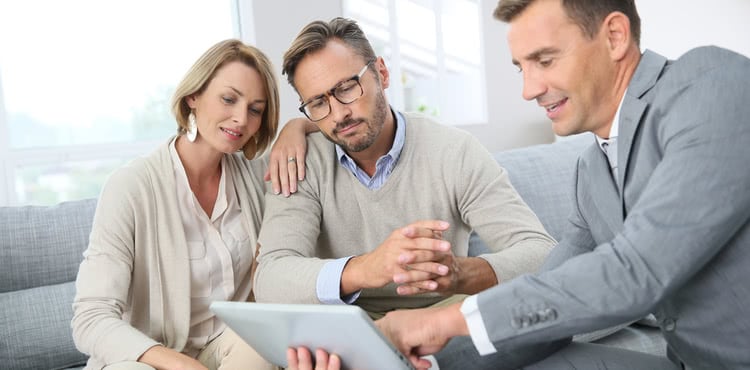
[0,0,747,206]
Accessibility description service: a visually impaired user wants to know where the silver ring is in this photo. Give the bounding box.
[288,157,296,163]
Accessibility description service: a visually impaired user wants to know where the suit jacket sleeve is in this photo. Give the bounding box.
[475,52,750,352]
[540,158,597,271]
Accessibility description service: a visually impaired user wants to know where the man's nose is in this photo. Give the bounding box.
[521,69,546,101]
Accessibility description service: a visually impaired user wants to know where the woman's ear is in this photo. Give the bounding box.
[186,94,198,109]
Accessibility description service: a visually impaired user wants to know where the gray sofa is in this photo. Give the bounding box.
[0,134,664,369]
[1,199,95,369]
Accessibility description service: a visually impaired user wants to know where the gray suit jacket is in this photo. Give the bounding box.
[476,47,750,369]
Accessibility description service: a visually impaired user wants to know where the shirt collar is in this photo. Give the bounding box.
[596,92,625,153]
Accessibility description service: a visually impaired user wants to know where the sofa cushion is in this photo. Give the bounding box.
[0,198,97,292]
[0,281,88,369]
[494,134,592,240]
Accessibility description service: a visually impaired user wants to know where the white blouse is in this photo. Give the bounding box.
[169,139,252,357]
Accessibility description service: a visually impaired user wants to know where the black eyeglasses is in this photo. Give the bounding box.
[298,61,374,122]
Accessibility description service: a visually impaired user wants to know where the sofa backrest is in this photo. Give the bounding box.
[0,198,97,293]
[0,198,96,369]
[469,134,593,254]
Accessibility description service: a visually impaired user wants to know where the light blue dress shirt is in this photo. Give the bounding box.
[316,109,406,304]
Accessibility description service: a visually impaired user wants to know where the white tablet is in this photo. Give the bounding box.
[210,301,416,370]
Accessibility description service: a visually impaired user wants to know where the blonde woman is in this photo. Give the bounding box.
[72,39,312,370]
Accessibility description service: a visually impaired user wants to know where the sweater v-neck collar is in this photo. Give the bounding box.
[344,112,415,201]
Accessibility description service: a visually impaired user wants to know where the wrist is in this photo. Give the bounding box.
[138,345,180,370]
[442,303,470,337]
[281,117,312,135]
[456,257,498,294]
[303,119,319,134]
[341,255,366,295]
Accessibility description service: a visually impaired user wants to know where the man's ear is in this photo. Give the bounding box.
[375,56,390,89]
[602,11,632,61]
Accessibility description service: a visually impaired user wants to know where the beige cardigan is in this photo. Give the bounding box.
[72,137,267,369]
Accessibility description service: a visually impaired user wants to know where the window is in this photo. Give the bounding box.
[0,0,243,205]
[343,0,487,126]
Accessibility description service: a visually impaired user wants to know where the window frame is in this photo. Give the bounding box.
[343,0,488,126]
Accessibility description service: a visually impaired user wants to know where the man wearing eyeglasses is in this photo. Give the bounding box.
[254,17,554,326]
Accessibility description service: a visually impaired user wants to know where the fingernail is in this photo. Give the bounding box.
[394,274,406,283]
[440,221,449,228]
[438,265,449,275]
[440,241,450,250]
[398,254,409,263]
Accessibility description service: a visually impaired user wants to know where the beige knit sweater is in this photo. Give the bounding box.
[255,112,555,314]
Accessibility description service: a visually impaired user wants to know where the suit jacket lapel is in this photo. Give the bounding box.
[585,147,624,233]
[617,97,647,194]
[617,50,668,211]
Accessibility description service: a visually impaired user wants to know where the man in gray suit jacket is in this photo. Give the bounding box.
[373,0,750,369]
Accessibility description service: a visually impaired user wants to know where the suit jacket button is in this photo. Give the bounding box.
[511,317,522,329]
[530,312,540,324]
[663,318,676,331]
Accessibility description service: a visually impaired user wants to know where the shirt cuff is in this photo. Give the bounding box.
[460,294,497,355]
[316,256,361,304]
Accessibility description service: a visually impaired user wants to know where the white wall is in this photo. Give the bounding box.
[251,0,344,130]
[251,0,750,152]
[474,0,554,151]
[638,0,750,60]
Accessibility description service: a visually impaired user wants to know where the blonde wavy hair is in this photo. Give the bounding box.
[171,39,279,159]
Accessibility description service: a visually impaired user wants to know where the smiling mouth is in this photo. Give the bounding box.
[545,98,567,112]
[221,127,242,137]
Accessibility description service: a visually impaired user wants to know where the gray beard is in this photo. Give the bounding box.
[329,89,388,153]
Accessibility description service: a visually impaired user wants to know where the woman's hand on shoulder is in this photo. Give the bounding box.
[264,117,318,197]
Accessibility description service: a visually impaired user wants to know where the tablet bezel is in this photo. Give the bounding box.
[210,301,415,370]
